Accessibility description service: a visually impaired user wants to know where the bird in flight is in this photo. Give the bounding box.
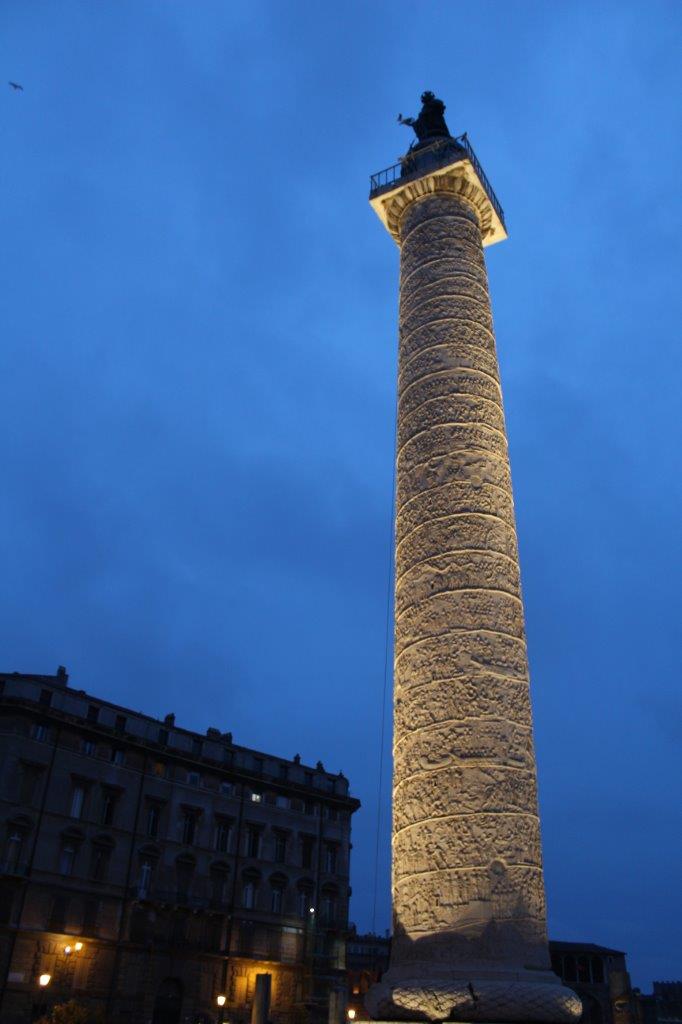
[8,82,24,91]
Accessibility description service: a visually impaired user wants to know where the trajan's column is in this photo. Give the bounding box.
[366,93,581,1024]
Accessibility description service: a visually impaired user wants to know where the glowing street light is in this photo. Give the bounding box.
[74,942,83,952]
[38,974,51,988]
[348,1010,357,1020]
[64,945,72,955]
[217,995,227,1007]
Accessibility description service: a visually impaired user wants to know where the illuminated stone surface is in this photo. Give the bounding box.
[366,157,582,1023]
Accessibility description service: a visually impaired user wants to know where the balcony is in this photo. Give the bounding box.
[369,133,505,232]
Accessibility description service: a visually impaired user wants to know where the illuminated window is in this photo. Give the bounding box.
[250,791,262,804]
[33,723,48,742]
[137,858,154,898]
[111,749,125,766]
[82,739,96,757]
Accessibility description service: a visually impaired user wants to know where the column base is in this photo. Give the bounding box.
[366,978,582,1023]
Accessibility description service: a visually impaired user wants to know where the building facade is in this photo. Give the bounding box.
[0,668,359,1024]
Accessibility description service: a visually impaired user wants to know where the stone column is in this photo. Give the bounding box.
[367,152,581,1024]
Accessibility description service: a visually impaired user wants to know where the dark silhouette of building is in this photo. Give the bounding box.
[346,930,390,1020]
[0,668,359,1024]
[636,982,682,1024]
[550,941,636,1024]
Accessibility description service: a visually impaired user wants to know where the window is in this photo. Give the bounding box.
[304,800,317,816]
[253,757,264,774]
[111,748,125,766]
[146,804,160,839]
[33,723,48,742]
[89,845,110,882]
[210,866,228,906]
[324,843,338,874]
[242,881,256,909]
[87,705,99,723]
[275,794,289,810]
[158,728,168,746]
[70,785,85,820]
[137,858,154,898]
[100,789,117,826]
[304,772,313,787]
[48,894,68,931]
[301,837,315,869]
[181,812,198,846]
[274,833,287,863]
[39,689,52,707]
[591,957,605,984]
[250,791,262,804]
[192,739,203,758]
[271,885,284,914]
[83,897,99,934]
[114,715,126,734]
[321,890,337,924]
[152,761,165,777]
[59,843,76,876]
[82,739,96,757]
[3,831,23,871]
[187,771,200,787]
[297,884,313,918]
[278,764,288,780]
[246,826,261,858]
[19,764,43,805]
[220,781,233,796]
[175,857,194,902]
[222,748,233,767]
[214,819,231,854]
[325,777,335,793]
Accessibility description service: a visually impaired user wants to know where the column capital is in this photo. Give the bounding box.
[369,139,507,248]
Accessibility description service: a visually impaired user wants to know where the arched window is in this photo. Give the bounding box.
[296,878,314,918]
[89,835,115,882]
[320,884,338,924]
[175,854,196,904]
[210,862,229,907]
[136,844,160,899]
[270,872,288,914]
[242,868,260,910]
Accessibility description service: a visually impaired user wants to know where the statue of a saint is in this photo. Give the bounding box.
[398,91,451,143]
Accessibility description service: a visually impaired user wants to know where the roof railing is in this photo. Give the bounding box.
[369,133,505,229]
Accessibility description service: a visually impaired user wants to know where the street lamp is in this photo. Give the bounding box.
[38,974,51,988]
[217,995,226,1007]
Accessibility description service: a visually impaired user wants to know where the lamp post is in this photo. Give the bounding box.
[216,992,227,1024]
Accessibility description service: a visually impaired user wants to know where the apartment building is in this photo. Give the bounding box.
[0,668,359,1024]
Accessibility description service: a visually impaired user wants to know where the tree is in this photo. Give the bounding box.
[35,1000,104,1024]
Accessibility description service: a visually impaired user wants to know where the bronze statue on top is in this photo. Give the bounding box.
[398,91,451,143]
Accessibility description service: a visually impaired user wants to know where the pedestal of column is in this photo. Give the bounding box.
[366,150,581,1024]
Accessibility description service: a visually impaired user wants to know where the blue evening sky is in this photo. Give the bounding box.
[2,0,680,989]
